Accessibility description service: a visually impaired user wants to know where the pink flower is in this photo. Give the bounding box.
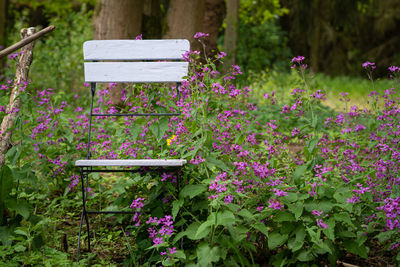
[194,32,209,39]
[316,219,328,229]
[217,51,227,58]
[362,61,376,69]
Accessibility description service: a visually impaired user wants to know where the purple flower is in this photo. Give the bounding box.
[268,199,283,210]
[130,197,145,210]
[169,247,177,255]
[362,61,376,69]
[291,56,305,63]
[217,51,227,59]
[273,188,288,197]
[194,32,209,39]
[312,210,323,216]
[388,65,400,72]
[224,194,234,204]
[153,237,163,245]
[316,219,328,229]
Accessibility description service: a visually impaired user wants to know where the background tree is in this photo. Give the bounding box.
[94,0,143,40]
[0,0,6,78]
[224,0,239,71]
[94,0,144,105]
[163,0,205,52]
[281,0,400,76]
[202,0,225,57]
[142,0,164,39]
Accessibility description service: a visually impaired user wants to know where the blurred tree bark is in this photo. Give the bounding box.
[143,0,163,39]
[203,0,225,57]
[163,0,205,52]
[0,0,6,79]
[224,0,239,71]
[310,0,320,72]
[94,0,144,105]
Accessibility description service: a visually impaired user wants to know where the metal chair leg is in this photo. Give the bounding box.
[77,168,91,262]
[84,170,91,252]
[76,209,84,262]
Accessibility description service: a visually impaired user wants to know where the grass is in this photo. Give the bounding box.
[247,70,398,111]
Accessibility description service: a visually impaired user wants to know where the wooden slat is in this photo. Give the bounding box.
[83,40,190,61]
[75,159,187,167]
[84,62,189,83]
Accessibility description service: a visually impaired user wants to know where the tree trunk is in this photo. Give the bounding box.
[224,0,239,71]
[0,27,36,168]
[310,0,320,72]
[94,0,144,106]
[0,0,6,79]
[203,0,225,58]
[143,0,163,39]
[163,0,205,52]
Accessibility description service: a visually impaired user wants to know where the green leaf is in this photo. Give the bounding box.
[306,137,319,154]
[252,222,270,237]
[0,166,13,224]
[287,202,303,220]
[375,231,394,243]
[130,125,142,141]
[343,240,369,258]
[174,250,186,260]
[228,225,248,242]
[149,118,169,141]
[196,243,221,267]
[322,218,335,240]
[288,225,305,252]
[0,226,13,246]
[268,232,288,250]
[195,220,212,239]
[306,227,321,243]
[284,192,298,202]
[297,250,314,262]
[205,156,228,170]
[305,199,333,213]
[14,229,28,237]
[216,210,235,226]
[337,231,356,238]
[314,240,333,255]
[312,115,318,129]
[184,222,201,240]
[180,184,207,199]
[14,245,26,252]
[172,199,183,220]
[334,212,354,226]
[274,211,295,222]
[5,199,30,220]
[293,165,307,185]
[237,209,255,221]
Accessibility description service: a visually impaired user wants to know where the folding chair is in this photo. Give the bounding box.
[75,39,189,261]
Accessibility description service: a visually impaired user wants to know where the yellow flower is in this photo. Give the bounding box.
[166,135,177,146]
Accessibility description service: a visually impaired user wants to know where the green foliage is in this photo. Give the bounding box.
[4,4,93,91]
[30,5,93,90]
[235,0,291,74]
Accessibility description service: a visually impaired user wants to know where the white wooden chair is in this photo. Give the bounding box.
[75,39,189,261]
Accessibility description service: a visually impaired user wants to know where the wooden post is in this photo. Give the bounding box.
[0,27,36,167]
[0,25,54,59]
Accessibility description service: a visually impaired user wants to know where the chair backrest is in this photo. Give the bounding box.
[83,40,190,83]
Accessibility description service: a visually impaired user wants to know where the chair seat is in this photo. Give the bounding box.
[75,159,187,167]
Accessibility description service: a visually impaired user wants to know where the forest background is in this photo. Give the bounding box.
[1,0,400,266]
[1,0,400,96]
